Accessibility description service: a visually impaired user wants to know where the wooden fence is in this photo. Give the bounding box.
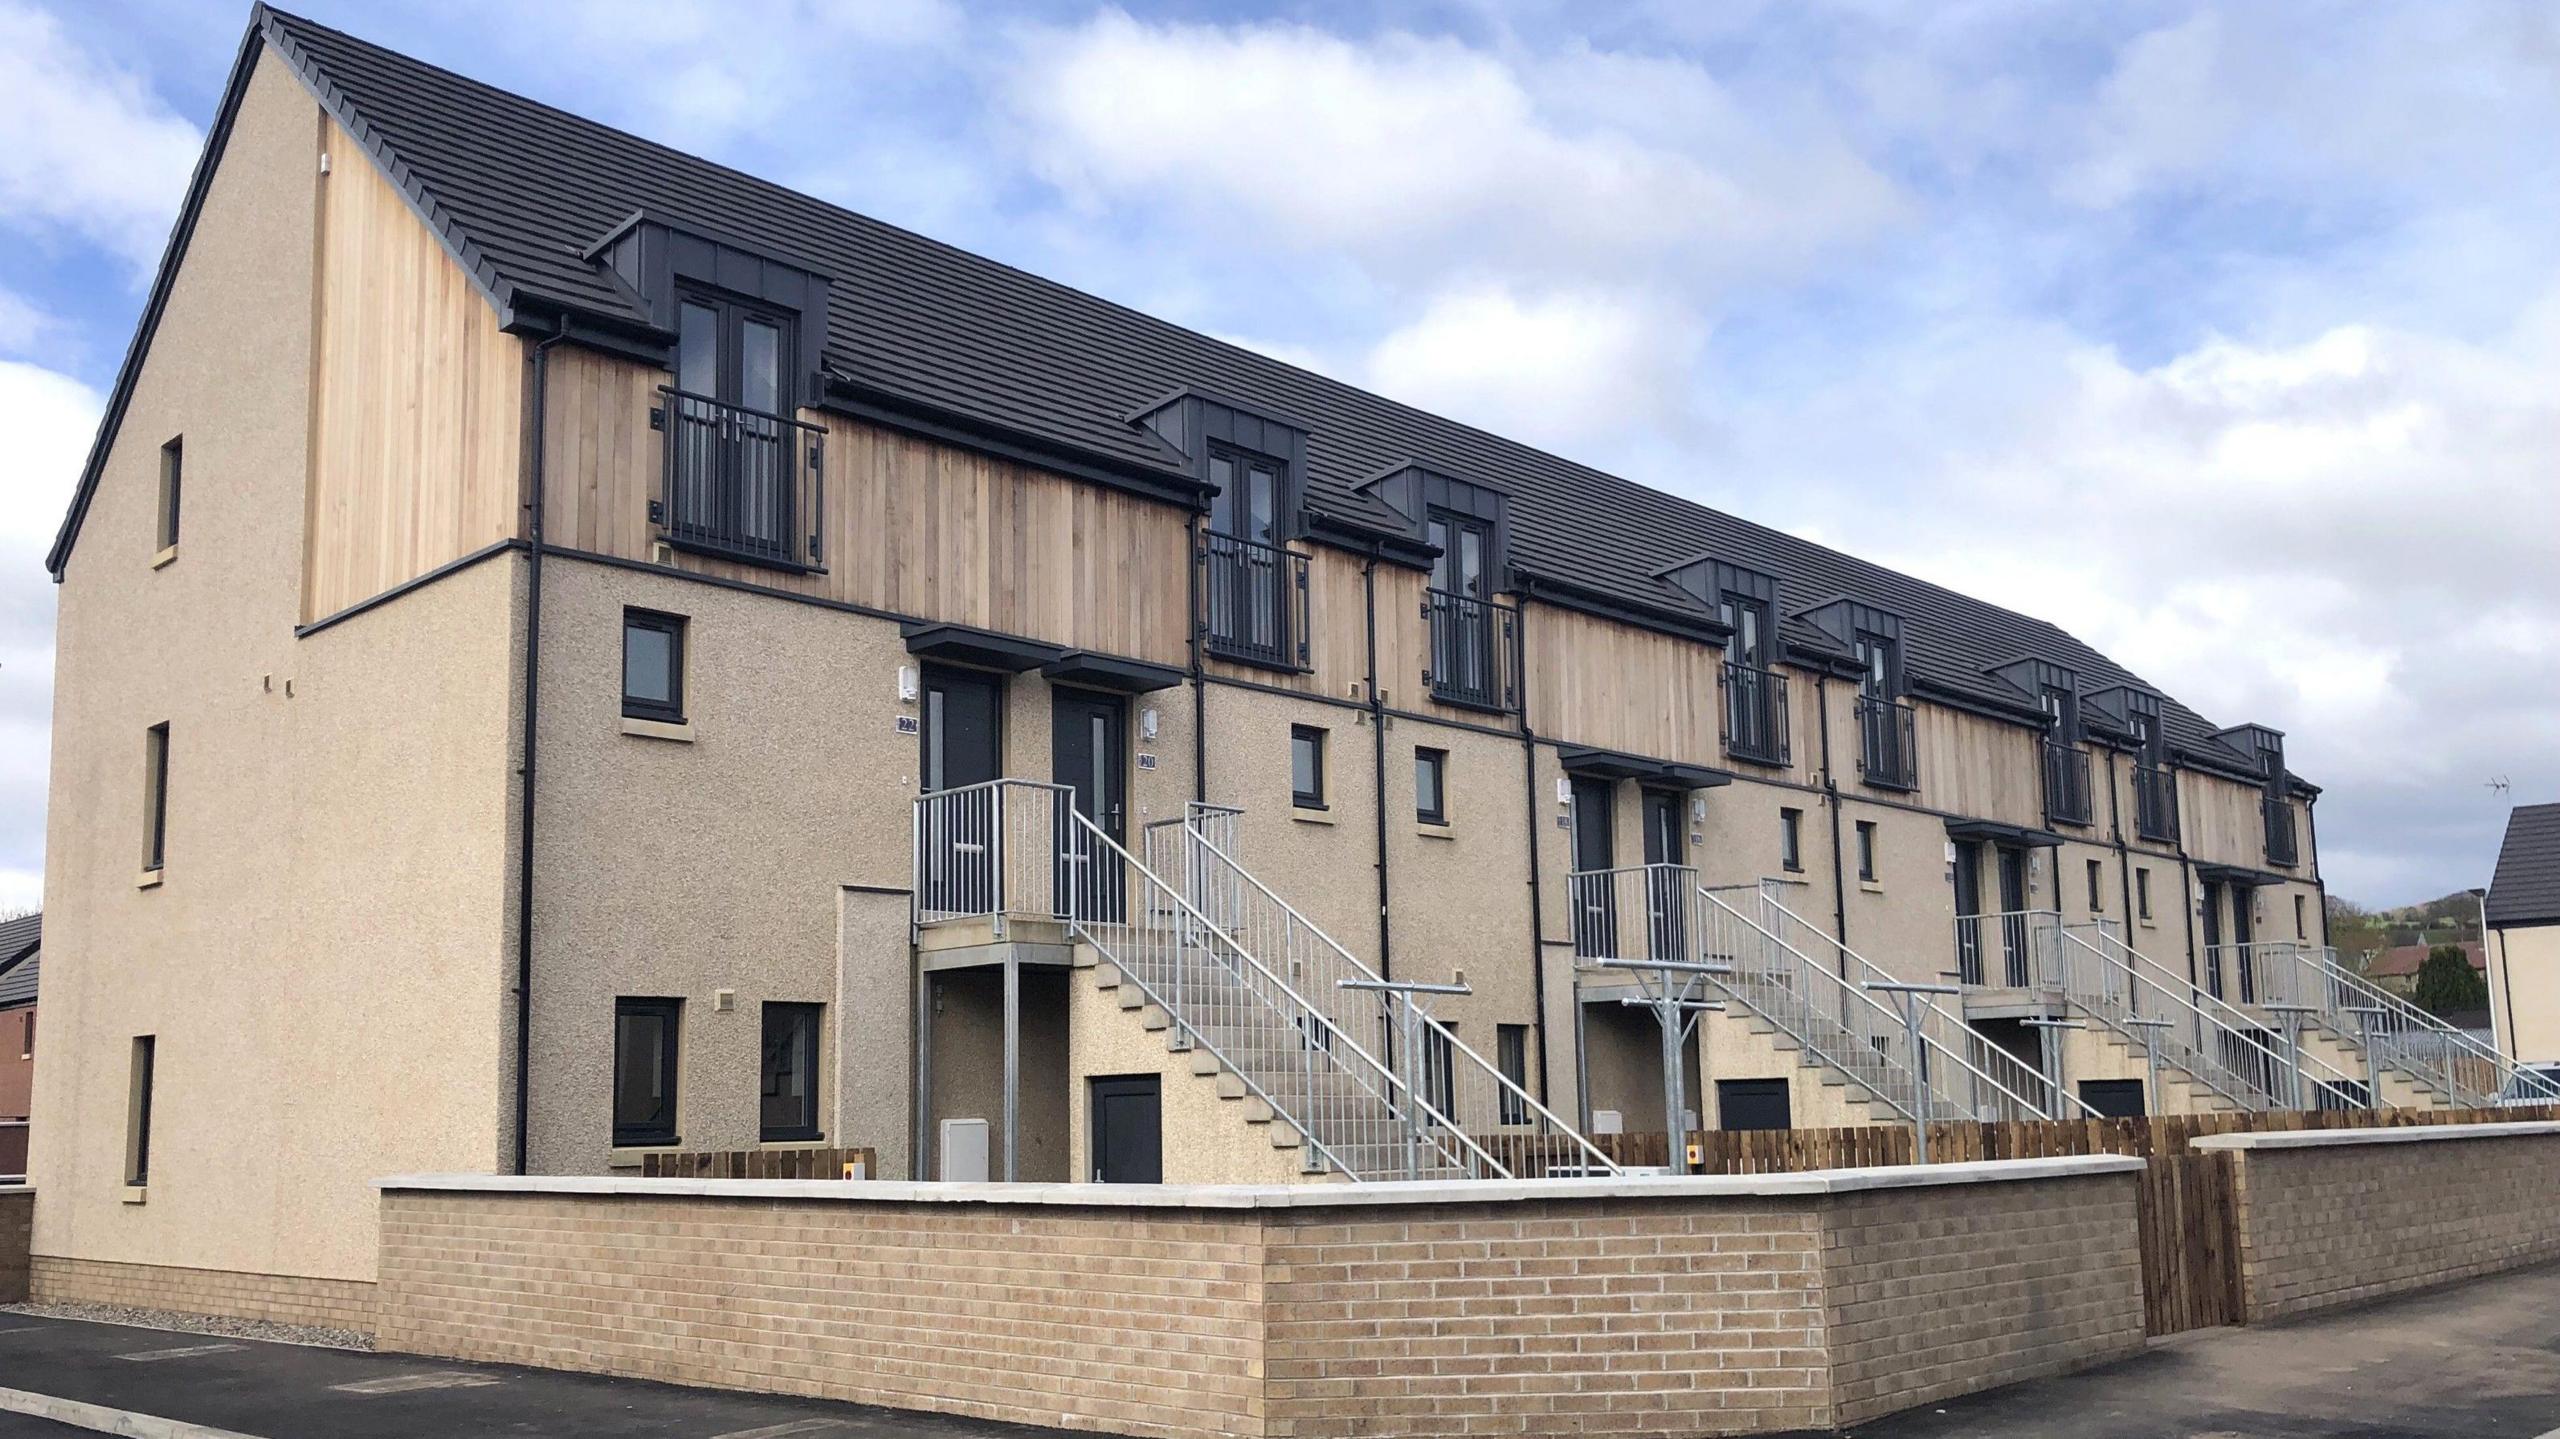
[639,1145,879,1180]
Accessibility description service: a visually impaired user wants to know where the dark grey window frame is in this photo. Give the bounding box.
[156,436,182,552]
[1780,808,1804,873]
[2136,867,2154,921]
[1291,725,1327,810]
[1496,1023,1529,1125]
[142,722,170,872]
[126,1034,156,1187]
[1415,747,1448,825]
[622,608,687,724]
[1855,820,1878,882]
[2087,858,2104,911]
[612,996,683,1148]
[759,1001,823,1143]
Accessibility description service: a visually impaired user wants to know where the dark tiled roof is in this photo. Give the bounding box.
[0,912,36,1010]
[2488,804,2560,927]
[2364,941,2483,979]
[70,6,2286,771]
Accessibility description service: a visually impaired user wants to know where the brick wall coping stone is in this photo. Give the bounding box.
[2192,1119,2560,1152]
[376,1154,2141,1207]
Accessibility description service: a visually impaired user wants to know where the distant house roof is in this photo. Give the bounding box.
[2365,941,2483,980]
[2487,804,2560,928]
[37,7,2308,794]
[0,912,36,1010]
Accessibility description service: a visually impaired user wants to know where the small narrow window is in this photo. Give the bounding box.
[1415,747,1448,825]
[622,609,687,723]
[2294,894,2306,939]
[1855,821,1878,883]
[126,1035,156,1187]
[1779,808,1804,873]
[612,997,683,1148]
[142,723,170,872]
[1291,725,1326,809]
[1496,1024,1529,1125]
[2136,868,2154,922]
[156,437,182,555]
[760,1002,822,1143]
[2087,859,2105,912]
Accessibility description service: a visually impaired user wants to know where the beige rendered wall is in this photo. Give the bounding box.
[1063,961,1312,1187]
[2488,923,2560,1062]
[2203,1125,2560,1323]
[31,49,518,1302]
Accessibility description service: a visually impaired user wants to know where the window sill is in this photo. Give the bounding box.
[758,1137,826,1150]
[121,1186,148,1205]
[2139,918,2159,930]
[136,870,164,890]
[607,1144,684,1169]
[620,717,695,743]
[150,545,178,571]
[1858,880,1886,895]
[1415,821,1455,841]
[1292,806,1335,826]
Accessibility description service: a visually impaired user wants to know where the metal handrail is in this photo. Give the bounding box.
[1954,908,2043,988]
[2046,921,2282,1110]
[1199,532,1308,670]
[1720,662,1791,767]
[2068,922,2365,1109]
[2041,740,2093,826]
[653,385,825,569]
[1422,588,1520,713]
[2253,941,2560,1106]
[1162,819,1617,1178]
[1730,886,2097,1121]
[1855,694,1919,790]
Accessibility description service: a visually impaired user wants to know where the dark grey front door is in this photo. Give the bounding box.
[1089,1075,1162,1183]
[2231,887,2257,1003]
[1641,790,1687,961]
[1052,689,1127,923]
[1717,1078,1792,1132]
[921,666,1004,914]
[1571,777,1616,958]
[2201,882,2227,998]
[1996,846,2030,985]
[1953,842,1986,984]
[2079,1078,2146,1119]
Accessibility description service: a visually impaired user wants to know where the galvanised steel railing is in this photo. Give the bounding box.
[1153,818,1616,1179]
[1200,532,1308,671]
[1423,588,1520,713]
[654,386,825,570]
[1141,801,1245,931]
[913,779,1071,927]
[2067,923,2366,1110]
[2043,920,2286,1111]
[2244,941,2560,1107]
[1954,908,2040,988]
[1719,662,1791,767]
[1738,886,2096,1121]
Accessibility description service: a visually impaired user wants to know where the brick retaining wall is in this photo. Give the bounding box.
[0,1188,28,1303]
[2197,1121,2560,1324]
[377,1160,2145,1439]
[28,1254,377,1332]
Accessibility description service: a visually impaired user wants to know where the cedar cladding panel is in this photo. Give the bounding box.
[302,115,524,623]
[1914,703,2044,829]
[537,351,1191,667]
[1521,605,1720,766]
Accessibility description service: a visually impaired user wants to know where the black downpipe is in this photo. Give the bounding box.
[2175,817,2202,989]
[1187,510,1206,805]
[2307,797,2330,950]
[1362,550,1391,980]
[2107,749,2138,929]
[512,318,570,1176]
[1516,594,1550,1103]
[1817,679,1850,952]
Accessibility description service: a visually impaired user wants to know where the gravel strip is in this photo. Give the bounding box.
[0,1299,374,1351]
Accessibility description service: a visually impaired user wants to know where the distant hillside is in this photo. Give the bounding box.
[2328,891,2482,965]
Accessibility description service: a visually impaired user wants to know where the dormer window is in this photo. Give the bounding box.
[1424,507,1516,712]
[1200,441,1305,671]
[2037,681,2092,826]
[1208,446,1282,546]
[2128,708,2178,842]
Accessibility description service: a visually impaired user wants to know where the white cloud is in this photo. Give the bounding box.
[0,359,98,917]
[0,0,201,272]
[1365,284,1704,451]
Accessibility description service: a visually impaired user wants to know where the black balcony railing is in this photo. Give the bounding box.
[1200,531,1309,670]
[2133,763,2179,842]
[2264,793,2300,866]
[1720,662,1790,766]
[2042,740,2092,826]
[1855,695,1918,790]
[653,388,825,571]
[1423,589,1520,713]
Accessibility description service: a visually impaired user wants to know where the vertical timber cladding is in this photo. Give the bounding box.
[301,114,524,623]
[536,361,1193,668]
[1521,604,1722,766]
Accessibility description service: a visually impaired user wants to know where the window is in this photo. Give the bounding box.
[1497,1024,1529,1125]
[760,1002,822,1143]
[1780,808,1803,873]
[2136,868,2154,922]
[622,609,686,723]
[156,437,182,555]
[1419,1024,1456,1123]
[2087,859,2105,912]
[142,722,170,872]
[2294,894,2306,939]
[664,289,805,567]
[1855,821,1878,883]
[1291,725,1326,809]
[612,998,683,1147]
[126,1035,156,1187]
[1414,748,1448,825]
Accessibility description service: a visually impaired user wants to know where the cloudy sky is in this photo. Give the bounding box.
[1,0,2554,910]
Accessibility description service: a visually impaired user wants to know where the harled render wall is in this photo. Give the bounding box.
[375,1158,2144,1439]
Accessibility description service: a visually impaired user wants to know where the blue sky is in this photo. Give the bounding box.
[2,0,2556,911]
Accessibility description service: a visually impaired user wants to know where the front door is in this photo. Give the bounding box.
[2231,888,2257,1003]
[1052,689,1128,923]
[1088,1075,1162,1183]
[1427,510,1496,705]
[2201,882,2227,998]
[1641,790,1687,961]
[1996,846,2030,986]
[671,289,797,560]
[1571,778,1617,958]
[919,666,1005,916]
[1953,842,1986,985]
